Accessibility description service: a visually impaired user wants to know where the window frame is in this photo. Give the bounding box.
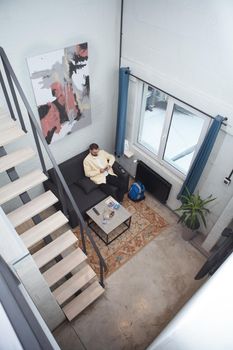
[135,83,210,179]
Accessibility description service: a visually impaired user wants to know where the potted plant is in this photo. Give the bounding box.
[175,189,216,240]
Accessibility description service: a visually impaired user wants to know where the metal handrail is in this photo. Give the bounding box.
[0,47,107,286]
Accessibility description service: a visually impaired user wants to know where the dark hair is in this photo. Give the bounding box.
[89,143,99,151]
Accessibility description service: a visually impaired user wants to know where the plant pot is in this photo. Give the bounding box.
[182,227,197,241]
[181,218,200,241]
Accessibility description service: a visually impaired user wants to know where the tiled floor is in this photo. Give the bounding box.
[53,193,206,350]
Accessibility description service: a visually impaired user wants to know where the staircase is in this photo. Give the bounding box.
[0,109,104,321]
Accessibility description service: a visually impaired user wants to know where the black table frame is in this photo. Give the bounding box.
[87,217,132,245]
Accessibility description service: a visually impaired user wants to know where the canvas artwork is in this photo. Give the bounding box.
[27,42,91,144]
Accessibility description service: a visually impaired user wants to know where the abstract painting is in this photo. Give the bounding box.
[27,42,91,144]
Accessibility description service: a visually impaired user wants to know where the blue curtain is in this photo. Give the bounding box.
[177,115,225,199]
[115,67,130,157]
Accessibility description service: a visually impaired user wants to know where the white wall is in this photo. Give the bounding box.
[0,0,121,212]
[121,0,233,237]
[122,0,233,128]
[0,0,120,164]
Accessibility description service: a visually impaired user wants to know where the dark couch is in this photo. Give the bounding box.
[43,149,129,228]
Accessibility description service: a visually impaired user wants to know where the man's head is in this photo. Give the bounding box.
[89,143,99,157]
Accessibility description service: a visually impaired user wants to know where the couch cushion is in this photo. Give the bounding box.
[75,177,98,194]
[48,150,89,186]
[68,184,107,214]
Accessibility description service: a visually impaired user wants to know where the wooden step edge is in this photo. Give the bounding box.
[0,170,47,205]
[43,248,87,288]
[0,126,25,146]
[7,191,58,228]
[62,281,104,321]
[0,147,35,173]
[0,119,17,130]
[53,265,96,305]
[32,230,78,269]
[21,211,69,249]
[0,111,11,119]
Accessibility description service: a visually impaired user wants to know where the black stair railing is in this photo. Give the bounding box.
[0,47,107,287]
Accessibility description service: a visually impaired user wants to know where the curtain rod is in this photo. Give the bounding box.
[128,72,228,126]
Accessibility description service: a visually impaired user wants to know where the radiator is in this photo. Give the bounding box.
[135,161,172,203]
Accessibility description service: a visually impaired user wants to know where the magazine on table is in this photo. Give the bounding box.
[105,197,120,209]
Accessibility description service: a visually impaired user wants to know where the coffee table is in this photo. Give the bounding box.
[86,196,132,245]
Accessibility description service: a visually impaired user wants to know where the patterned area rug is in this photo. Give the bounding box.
[74,196,168,277]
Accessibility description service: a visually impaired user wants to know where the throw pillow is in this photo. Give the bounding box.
[76,177,98,194]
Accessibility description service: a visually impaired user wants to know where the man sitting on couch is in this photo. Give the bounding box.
[83,143,125,202]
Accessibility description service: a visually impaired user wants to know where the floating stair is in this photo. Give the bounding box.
[0,169,47,205]
[21,211,68,249]
[33,230,78,269]
[0,124,25,146]
[0,147,35,173]
[53,264,96,305]
[8,191,58,228]
[43,248,87,288]
[62,281,104,321]
[0,117,17,130]
[0,110,11,119]
[0,108,104,322]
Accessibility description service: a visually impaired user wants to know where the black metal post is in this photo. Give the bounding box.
[0,69,15,120]
[29,115,48,176]
[119,0,124,68]
[99,261,105,288]
[2,59,27,132]
[54,171,68,217]
[79,222,87,254]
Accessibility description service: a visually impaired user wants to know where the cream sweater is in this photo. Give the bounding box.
[83,150,116,184]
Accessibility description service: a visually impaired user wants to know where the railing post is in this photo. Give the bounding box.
[100,261,105,288]
[29,115,48,176]
[79,222,87,254]
[0,69,16,120]
[2,59,27,132]
[53,172,68,217]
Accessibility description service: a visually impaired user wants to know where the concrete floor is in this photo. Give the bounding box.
[53,194,206,350]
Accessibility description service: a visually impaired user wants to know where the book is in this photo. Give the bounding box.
[105,197,120,209]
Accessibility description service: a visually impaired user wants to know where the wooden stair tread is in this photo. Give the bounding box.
[33,230,78,269]
[21,211,68,249]
[0,125,25,146]
[62,281,104,321]
[7,191,58,228]
[0,147,35,173]
[0,118,17,130]
[43,248,87,288]
[0,169,47,205]
[53,265,96,305]
[0,110,11,119]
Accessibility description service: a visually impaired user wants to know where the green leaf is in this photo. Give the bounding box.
[175,190,216,229]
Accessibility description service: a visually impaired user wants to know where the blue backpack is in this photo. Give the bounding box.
[128,181,145,202]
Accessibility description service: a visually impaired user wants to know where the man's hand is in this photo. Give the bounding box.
[100,165,111,173]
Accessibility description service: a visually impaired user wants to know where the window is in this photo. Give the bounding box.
[138,86,168,154]
[137,84,209,176]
